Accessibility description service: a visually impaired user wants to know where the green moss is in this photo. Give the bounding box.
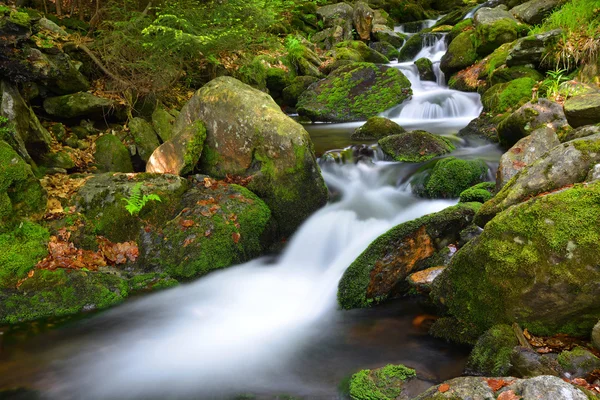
[182,120,207,175]
[334,41,389,64]
[489,66,544,86]
[459,182,495,203]
[8,11,31,27]
[379,131,455,162]
[467,324,518,375]
[351,116,405,140]
[348,364,416,400]
[0,222,49,288]
[414,157,489,198]
[482,78,537,114]
[481,42,512,79]
[128,273,179,292]
[441,31,479,74]
[475,18,518,57]
[449,18,473,42]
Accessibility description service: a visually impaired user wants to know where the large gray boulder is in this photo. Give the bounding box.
[564,93,600,128]
[510,0,564,25]
[506,29,562,67]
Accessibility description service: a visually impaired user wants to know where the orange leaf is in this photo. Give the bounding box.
[180,219,195,228]
[438,384,450,393]
[232,232,241,244]
[497,390,520,400]
[486,379,511,392]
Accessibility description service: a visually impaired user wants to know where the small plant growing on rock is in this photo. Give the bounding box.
[122,182,161,216]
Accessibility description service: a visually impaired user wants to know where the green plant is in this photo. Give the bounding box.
[122,182,161,216]
[541,68,569,99]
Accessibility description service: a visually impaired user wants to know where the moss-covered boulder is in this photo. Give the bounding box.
[489,66,543,87]
[497,98,569,148]
[281,76,318,107]
[473,6,520,57]
[458,114,502,143]
[459,181,495,203]
[379,131,455,163]
[348,364,417,400]
[94,134,134,173]
[297,63,412,123]
[140,178,272,280]
[43,92,114,119]
[510,346,561,378]
[330,41,389,64]
[151,105,176,142]
[557,347,600,378]
[476,134,600,225]
[467,324,518,376]
[481,78,537,115]
[338,202,480,309]
[351,116,405,140]
[23,48,90,96]
[564,93,600,128]
[448,18,473,43]
[506,29,562,67]
[440,31,478,76]
[129,117,160,162]
[415,57,435,81]
[397,33,426,62]
[171,77,327,237]
[372,24,404,48]
[412,157,489,199]
[0,221,49,288]
[75,173,189,243]
[433,181,600,337]
[0,141,46,224]
[369,41,400,61]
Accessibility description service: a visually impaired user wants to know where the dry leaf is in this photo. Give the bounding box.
[180,219,195,228]
[232,232,241,244]
[497,390,520,400]
[486,378,511,392]
[438,384,450,393]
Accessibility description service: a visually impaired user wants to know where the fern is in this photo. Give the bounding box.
[122,182,161,216]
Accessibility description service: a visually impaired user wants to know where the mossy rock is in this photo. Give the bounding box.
[459,181,495,203]
[0,141,47,224]
[371,24,405,48]
[348,364,417,400]
[369,41,400,61]
[379,131,455,163]
[432,181,600,337]
[397,33,425,62]
[141,180,272,280]
[412,157,489,199]
[467,324,518,376]
[557,347,600,378]
[281,76,319,107]
[129,117,160,162]
[479,42,513,81]
[564,93,600,128]
[415,57,435,81]
[481,77,537,115]
[151,105,176,142]
[351,116,405,140]
[0,221,49,288]
[297,62,412,123]
[338,202,480,309]
[43,92,114,119]
[489,66,543,87]
[440,31,478,76]
[332,41,389,64]
[448,18,473,43]
[39,148,76,170]
[74,173,189,243]
[0,269,128,324]
[94,135,134,173]
[475,17,519,57]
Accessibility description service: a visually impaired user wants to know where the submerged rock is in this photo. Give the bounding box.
[351,116,405,140]
[338,202,480,309]
[379,131,455,163]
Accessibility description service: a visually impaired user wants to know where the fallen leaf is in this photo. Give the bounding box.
[486,378,511,391]
[497,390,520,400]
[180,219,195,228]
[232,232,241,244]
[438,384,450,393]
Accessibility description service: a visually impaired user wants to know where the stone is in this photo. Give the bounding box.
[329,41,389,64]
[489,66,544,87]
[592,320,600,351]
[369,41,399,60]
[413,377,496,399]
[397,33,425,62]
[317,3,354,29]
[415,57,435,81]
[510,0,564,25]
[152,106,175,142]
[351,116,405,140]
[94,135,134,173]
[407,266,445,293]
[497,127,560,190]
[440,31,478,76]
[563,125,600,142]
[337,202,480,309]
[40,148,76,170]
[129,117,160,162]
[43,92,114,119]
[170,77,328,237]
[372,24,404,48]
[564,93,600,128]
[37,17,67,36]
[297,62,412,123]
[281,76,318,107]
[510,346,561,378]
[352,1,374,41]
[557,347,600,378]
[510,375,588,400]
[412,157,489,199]
[481,78,537,115]
[476,134,600,225]
[23,48,90,95]
[473,6,520,57]
[506,29,562,67]
[348,364,417,400]
[310,25,349,49]
[379,131,455,163]
[467,324,518,376]
[434,181,600,338]
[587,164,600,182]
[459,181,495,203]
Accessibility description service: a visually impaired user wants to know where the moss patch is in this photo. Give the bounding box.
[459,182,495,203]
[467,324,518,376]
[482,78,537,114]
[348,364,416,400]
[0,221,49,288]
[412,157,489,198]
[379,131,455,163]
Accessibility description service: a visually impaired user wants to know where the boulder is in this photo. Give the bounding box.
[371,24,404,48]
[23,48,89,95]
[509,375,588,400]
[330,41,389,64]
[458,114,502,143]
[415,57,435,81]
[317,2,353,42]
[397,33,426,62]
[440,31,478,76]
[0,80,52,162]
[310,25,349,50]
[506,29,562,67]
[281,76,318,107]
[43,92,114,119]
[337,202,480,309]
[587,164,600,182]
[351,116,405,140]
[563,125,600,142]
[151,106,176,142]
[473,6,520,57]
[140,177,272,279]
[407,266,446,294]
[94,135,134,173]
[476,134,600,225]
[481,78,537,115]
[467,324,518,376]
[352,1,374,41]
[459,182,495,203]
[510,0,564,25]
[39,148,76,170]
[170,77,328,237]
[129,117,160,162]
[497,127,560,190]
[297,63,412,123]
[412,157,489,199]
[348,364,418,400]
[489,66,544,87]
[369,41,399,60]
[510,347,561,378]
[434,181,600,337]
[557,347,600,378]
[564,93,600,128]
[379,131,455,163]
[413,377,497,399]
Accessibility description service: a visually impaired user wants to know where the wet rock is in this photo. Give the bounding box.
[459,181,495,203]
[412,157,489,199]
[497,98,569,148]
[476,134,600,225]
[379,131,455,163]
[510,346,561,378]
[297,63,411,123]
[467,324,518,376]
[415,57,435,81]
[497,127,560,190]
[371,24,404,48]
[94,135,134,173]
[510,0,564,25]
[129,117,160,163]
[169,77,328,237]
[564,93,600,128]
[407,266,445,293]
[457,114,501,142]
[281,76,318,107]
[348,364,418,400]
[43,92,114,119]
[397,33,426,62]
[440,31,478,76]
[482,78,537,115]
[352,1,374,41]
[338,202,480,309]
[413,376,497,399]
[563,125,600,142]
[558,347,600,378]
[506,29,562,67]
[351,116,405,140]
[329,41,389,64]
[434,181,600,338]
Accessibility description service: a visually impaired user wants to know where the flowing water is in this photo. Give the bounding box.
[0,18,502,400]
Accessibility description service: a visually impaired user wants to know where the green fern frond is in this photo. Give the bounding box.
[122,182,161,216]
